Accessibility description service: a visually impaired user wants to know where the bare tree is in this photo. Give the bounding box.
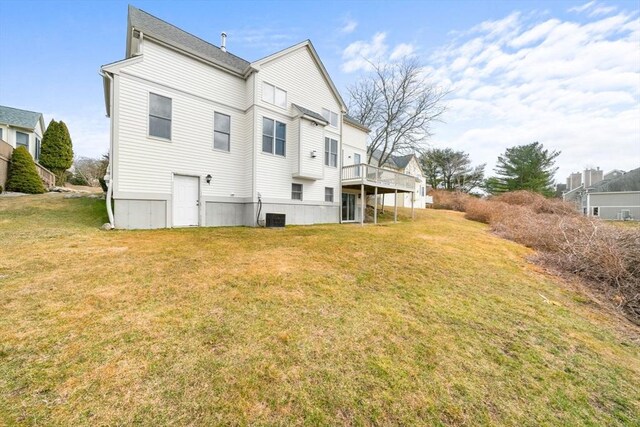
[348,59,448,166]
[73,156,108,187]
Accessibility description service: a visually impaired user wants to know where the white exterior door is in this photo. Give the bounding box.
[173,175,199,227]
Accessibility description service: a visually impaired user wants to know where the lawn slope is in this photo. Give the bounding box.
[1,194,638,425]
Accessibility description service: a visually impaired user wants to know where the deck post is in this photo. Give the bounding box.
[360,184,365,226]
[374,187,378,224]
[411,193,415,220]
[394,189,398,223]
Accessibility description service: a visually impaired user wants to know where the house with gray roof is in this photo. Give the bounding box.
[100,6,415,229]
[0,105,46,161]
[369,150,429,209]
[564,167,640,220]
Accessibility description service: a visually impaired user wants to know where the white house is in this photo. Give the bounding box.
[100,6,415,229]
[0,105,46,161]
[369,152,428,209]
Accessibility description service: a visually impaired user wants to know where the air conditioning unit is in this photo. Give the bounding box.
[265,213,286,228]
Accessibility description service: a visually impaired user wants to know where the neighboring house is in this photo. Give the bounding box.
[0,105,45,162]
[564,167,640,220]
[369,151,428,209]
[100,6,414,229]
[0,105,55,189]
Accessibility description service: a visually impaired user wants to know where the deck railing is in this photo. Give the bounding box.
[342,163,416,191]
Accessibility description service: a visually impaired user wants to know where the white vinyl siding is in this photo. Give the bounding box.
[322,108,338,127]
[325,187,334,202]
[116,74,251,198]
[292,183,303,200]
[16,131,29,150]
[262,82,287,108]
[149,93,172,140]
[324,137,337,167]
[213,112,230,151]
[262,117,286,156]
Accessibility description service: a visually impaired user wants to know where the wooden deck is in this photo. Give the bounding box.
[341,163,417,193]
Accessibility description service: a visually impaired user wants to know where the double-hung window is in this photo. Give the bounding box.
[262,82,287,108]
[292,183,303,201]
[149,93,172,140]
[321,108,338,127]
[262,117,286,156]
[324,137,337,167]
[214,112,230,151]
[16,131,29,150]
[325,187,334,202]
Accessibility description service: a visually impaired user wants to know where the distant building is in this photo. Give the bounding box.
[563,167,640,220]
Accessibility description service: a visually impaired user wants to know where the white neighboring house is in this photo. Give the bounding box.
[370,152,428,209]
[100,6,415,229]
[0,105,46,161]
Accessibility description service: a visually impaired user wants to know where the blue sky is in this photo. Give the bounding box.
[1,0,638,181]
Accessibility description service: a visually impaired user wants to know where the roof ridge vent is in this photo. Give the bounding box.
[220,32,227,52]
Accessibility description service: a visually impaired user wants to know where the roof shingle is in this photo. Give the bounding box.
[0,105,43,130]
[128,5,251,74]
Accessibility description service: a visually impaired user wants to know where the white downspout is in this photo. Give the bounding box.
[100,69,115,229]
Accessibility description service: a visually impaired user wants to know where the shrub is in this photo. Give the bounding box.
[455,190,640,323]
[68,172,89,186]
[0,184,3,194]
[40,119,73,186]
[431,190,473,212]
[5,146,46,194]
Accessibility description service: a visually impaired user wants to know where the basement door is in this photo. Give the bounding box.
[342,193,356,222]
[173,175,200,227]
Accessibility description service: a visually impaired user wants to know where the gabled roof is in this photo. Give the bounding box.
[292,104,328,124]
[251,40,347,111]
[392,154,415,170]
[344,114,370,132]
[591,167,640,192]
[126,5,251,75]
[0,105,43,130]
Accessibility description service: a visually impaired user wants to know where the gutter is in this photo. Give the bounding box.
[99,69,115,229]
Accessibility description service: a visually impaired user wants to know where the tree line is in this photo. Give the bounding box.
[348,59,560,197]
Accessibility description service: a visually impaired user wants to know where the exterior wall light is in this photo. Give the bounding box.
[311,150,317,158]
[206,174,212,184]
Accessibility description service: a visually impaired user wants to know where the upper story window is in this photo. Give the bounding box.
[149,93,172,140]
[262,82,287,109]
[322,108,339,128]
[214,112,230,151]
[262,117,286,156]
[16,131,29,150]
[325,137,337,167]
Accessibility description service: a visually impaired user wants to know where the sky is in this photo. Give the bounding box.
[0,0,638,183]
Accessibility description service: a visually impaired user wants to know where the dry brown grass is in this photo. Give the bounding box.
[1,194,639,425]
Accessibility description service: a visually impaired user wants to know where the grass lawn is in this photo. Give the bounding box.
[1,194,638,425]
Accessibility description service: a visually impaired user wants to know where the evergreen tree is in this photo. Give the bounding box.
[5,146,46,194]
[486,142,560,196]
[40,119,73,185]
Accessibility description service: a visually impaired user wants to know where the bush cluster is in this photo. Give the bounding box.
[431,190,640,323]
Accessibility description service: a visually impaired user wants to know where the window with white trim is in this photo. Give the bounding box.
[324,137,337,167]
[262,82,287,108]
[35,137,41,160]
[149,93,172,140]
[262,117,286,156]
[321,108,338,127]
[214,112,230,151]
[325,187,334,202]
[16,131,29,150]
[292,183,303,200]
[0,128,3,140]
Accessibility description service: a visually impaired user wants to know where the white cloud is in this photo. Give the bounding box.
[341,19,358,34]
[390,43,416,60]
[568,0,617,16]
[429,8,640,181]
[568,1,596,13]
[341,32,388,72]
